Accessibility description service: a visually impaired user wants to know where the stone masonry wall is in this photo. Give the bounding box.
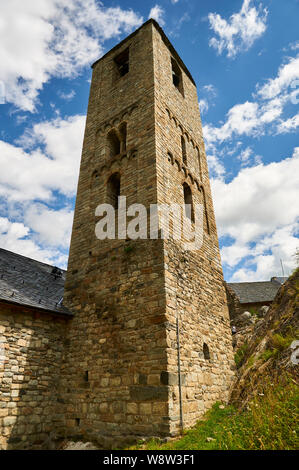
[61,22,171,447]
[152,26,235,433]
[0,302,67,450]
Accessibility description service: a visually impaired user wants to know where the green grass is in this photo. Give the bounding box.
[234,342,249,368]
[127,378,299,450]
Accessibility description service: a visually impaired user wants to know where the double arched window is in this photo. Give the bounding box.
[106,123,127,158]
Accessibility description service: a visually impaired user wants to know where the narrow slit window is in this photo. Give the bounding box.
[171,58,184,96]
[183,183,194,223]
[114,48,129,77]
[203,343,210,360]
[119,122,127,152]
[107,173,121,210]
[181,136,187,165]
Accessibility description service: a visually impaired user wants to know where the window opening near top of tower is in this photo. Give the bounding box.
[171,58,184,96]
[114,48,129,77]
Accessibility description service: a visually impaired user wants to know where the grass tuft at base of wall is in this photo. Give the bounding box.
[127,377,298,450]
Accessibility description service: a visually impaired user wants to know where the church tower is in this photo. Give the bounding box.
[62,20,234,447]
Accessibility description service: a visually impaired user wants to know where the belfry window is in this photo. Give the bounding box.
[171,58,184,96]
[114,48,129,77]
[107,173,121,210]
[181,136,187,165]
[183,183,194,223]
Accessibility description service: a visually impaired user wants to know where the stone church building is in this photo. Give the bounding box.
[0,20,234,450]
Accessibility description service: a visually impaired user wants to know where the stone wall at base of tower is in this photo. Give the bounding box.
[0,302,67,450]
[59,239,173,448]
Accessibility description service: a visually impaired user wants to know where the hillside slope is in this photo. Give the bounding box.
[230,268,299,406]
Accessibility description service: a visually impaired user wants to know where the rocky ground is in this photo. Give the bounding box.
[230,268,299,406]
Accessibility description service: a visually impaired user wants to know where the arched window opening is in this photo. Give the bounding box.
[114,47,129,77]
[119,122,127,152]
[107,130,120,158]
[201,187,210,235]
[107,173,120,210]
[181,136,187,165]
[171,58,184,96]
[183,183,194,223]
[196,147,202,180]
[203,343,210,360]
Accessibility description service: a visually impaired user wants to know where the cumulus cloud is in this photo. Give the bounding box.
[257,56,299,100]
[203,54,299,155]
[208,0,268,58]
[0,216,68,266]
[0,114,85,201]
[277,113,299,134]
[0,114,86,266]
[0,0,143,111]
[148,5,165,26]
[24,204,73,248]
[211,147,299,280]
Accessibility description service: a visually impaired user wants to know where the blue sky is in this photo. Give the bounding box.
[0,0,298,281]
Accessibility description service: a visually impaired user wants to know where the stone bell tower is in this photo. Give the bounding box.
[61,19,234,447]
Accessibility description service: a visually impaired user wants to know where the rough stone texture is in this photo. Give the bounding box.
[61,19,234,446]
[0,302,67,450]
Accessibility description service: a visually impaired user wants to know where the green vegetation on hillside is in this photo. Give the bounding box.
[128,378,298,450]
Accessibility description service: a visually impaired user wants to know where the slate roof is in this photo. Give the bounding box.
[271,276,288,285]
[227,280,282,304]
[0,248,72,316]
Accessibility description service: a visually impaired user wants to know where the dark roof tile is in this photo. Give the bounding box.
[0,248,72,316]
[227,281,281,304]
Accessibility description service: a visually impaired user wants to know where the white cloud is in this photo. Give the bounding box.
[58,90,76,101]
[0,114,85,201]
[24,204,73,248]
[199,98,209,114]
[148,5,165,26]
[257,56,299,100]
[277,113,299,134]
[198,84,217,116]
[208,0,268,58]
[0,216,67,266]
[0,114,85,267]
[207,154,226,179]
[203,55,299,153]
[211,147,299,280]
[0,0,143,111]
